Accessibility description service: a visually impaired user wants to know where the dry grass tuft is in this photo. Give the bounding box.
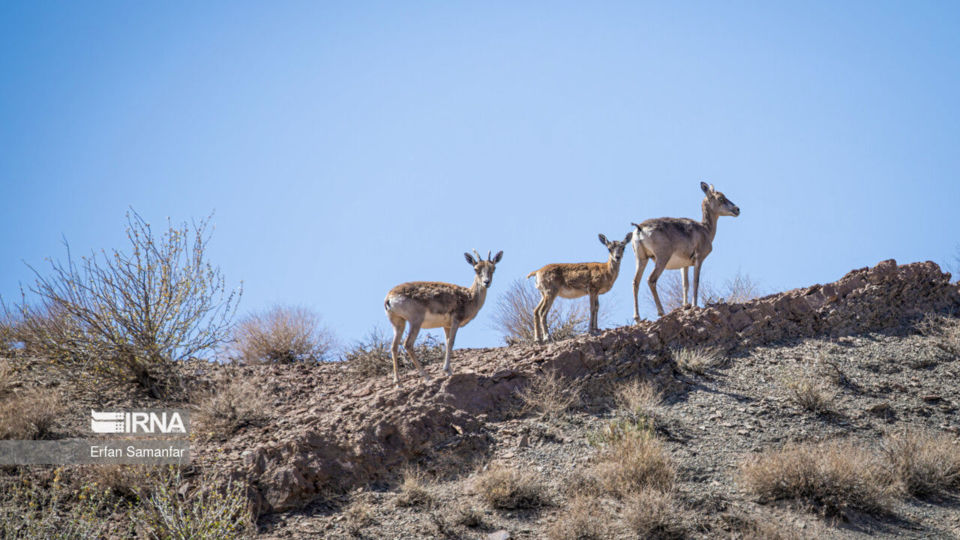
[230,305,335,363]
[616,379,662,416]
[0,359,15,399]
[474,464,548,510]
[192,375,271,440]
[740,440,894,517]
[882,428,960,498]
[344,500,374,536]
[673,346,723,375]
[590,431,675,498]
[395,469,436,508]
[546,495,614,540]
[783,363,836,414]
[623,488,685,539]
[0,387,62,440]
[450,500,485,528]
[516,370,581,420]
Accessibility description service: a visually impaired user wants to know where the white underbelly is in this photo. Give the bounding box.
[422,312,453,329]
[665,254,693,270]
[558,287,586,299]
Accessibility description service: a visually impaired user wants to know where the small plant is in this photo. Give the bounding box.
[0,359,15,399]
[882,428,960,498]
[131,468,253,540]
[230,305,335,363]
[516,370,581,420]
[344,499,374,536]
[491,278,594,345]
[450,501,485,528]
[623,488,685,539]
[587,416,655,447]
[673,346,723,375]
[590,431,675,498]
[474,464,548,510]
[616,379,662,417]
[192,374,271,440]
[395,468,435,508]
[546,495,612,540]
[740,440,894,517]
[783,363,836,414]
[343,327,444,379]
[0,387,62,440]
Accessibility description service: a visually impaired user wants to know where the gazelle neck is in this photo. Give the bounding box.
[701,199,720,242]
[470,275,488,306]
[606,254,623,279]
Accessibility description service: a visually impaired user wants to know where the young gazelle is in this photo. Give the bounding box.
[631,181,740,320]
[384,249,503,386]
[527,233,631,343]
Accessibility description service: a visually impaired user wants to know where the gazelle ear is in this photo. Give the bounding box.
[492,250,503,263]
[700,181,711,194]
[623,232,633,244]
[598,233,609,246]
[464,252,476,265]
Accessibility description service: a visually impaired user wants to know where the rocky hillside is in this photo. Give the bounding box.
[184,259,958,538]
[5,259,960,539]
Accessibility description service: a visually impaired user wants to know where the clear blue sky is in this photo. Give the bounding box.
[2,2,959,351]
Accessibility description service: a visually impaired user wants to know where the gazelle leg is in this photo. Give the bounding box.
[403,320,431,383]
[540,291,558,343]
[389,314,406,387]
[533,292,547,343]
[589,292,599,334]
[693,258,703,308]
[442,324,458,376]
[632,253,649,323]
[681,266,689,308]
[648,257,670,317]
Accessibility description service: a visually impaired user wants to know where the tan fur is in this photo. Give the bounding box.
[528,233,631,343]
[384,250,503,386]
[631,182,740,320]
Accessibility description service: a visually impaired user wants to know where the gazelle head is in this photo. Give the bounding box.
[464,249,504,288]
[700,181,740,217]
[598,232,632,264]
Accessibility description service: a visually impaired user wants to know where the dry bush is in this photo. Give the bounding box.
[590,432,675,498]
[616,379,662,417]
[722,510,808,540]
[450,500,485,528]
[623,488,685,539]
[192,375,271,440]
[11,210,240,397]
[673,346,723,375]
[882,428,960,498]
[492,278,599,345]
[0,359,15,399]
[649,270,761,314]
[783,363,836,414]
[230,305,335,363]
[131,468,253,540]
[344,499,374,536]
[740,440,895,517]
[0,388,62,440]
[547,495,614,540]
[343,327,444,379]
[474,464,548,510]
[395,468,435,508]
[85,464,154,501]
[516,370,581,419]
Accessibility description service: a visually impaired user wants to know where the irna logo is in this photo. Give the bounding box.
[91,410,187,434]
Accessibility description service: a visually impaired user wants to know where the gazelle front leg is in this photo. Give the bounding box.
[692,258,703,308]
[403,319,431,383]
[442,324,458,376]
[632,251,649,323]
[589,292,600,334]
[681,266,690,308]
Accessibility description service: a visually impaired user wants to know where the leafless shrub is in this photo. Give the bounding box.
[474,464,548,510]
[590,431,675,498]
[739,440,895,517]
[0,388,62,440]
[11,210,240,397]
[0,359,15,399]
[492,278,596,345]
[516,370,581,419]
[547,495,614,540]
[395,468,435,508]
[192,374,271,440]
[131,468,253,540]
[343,327,444,379]
[783,363,836,414]
[230,305,335,363]
[673,346,723,375]
[882,428,960,498]
[623,488,685,539]
[344,499,375,536]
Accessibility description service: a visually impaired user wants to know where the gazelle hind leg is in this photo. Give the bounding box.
[403,320,431,383]
[632,249,649,323]
[388,314,406,387]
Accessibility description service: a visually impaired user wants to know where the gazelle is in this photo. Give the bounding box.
[384,249,503,386]
[527,233,632,343]
[631,181,740,320]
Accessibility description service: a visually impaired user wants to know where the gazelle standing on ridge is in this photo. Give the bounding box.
[631,181,740,320]
[384,249,503,387]
[527,233,632,344]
